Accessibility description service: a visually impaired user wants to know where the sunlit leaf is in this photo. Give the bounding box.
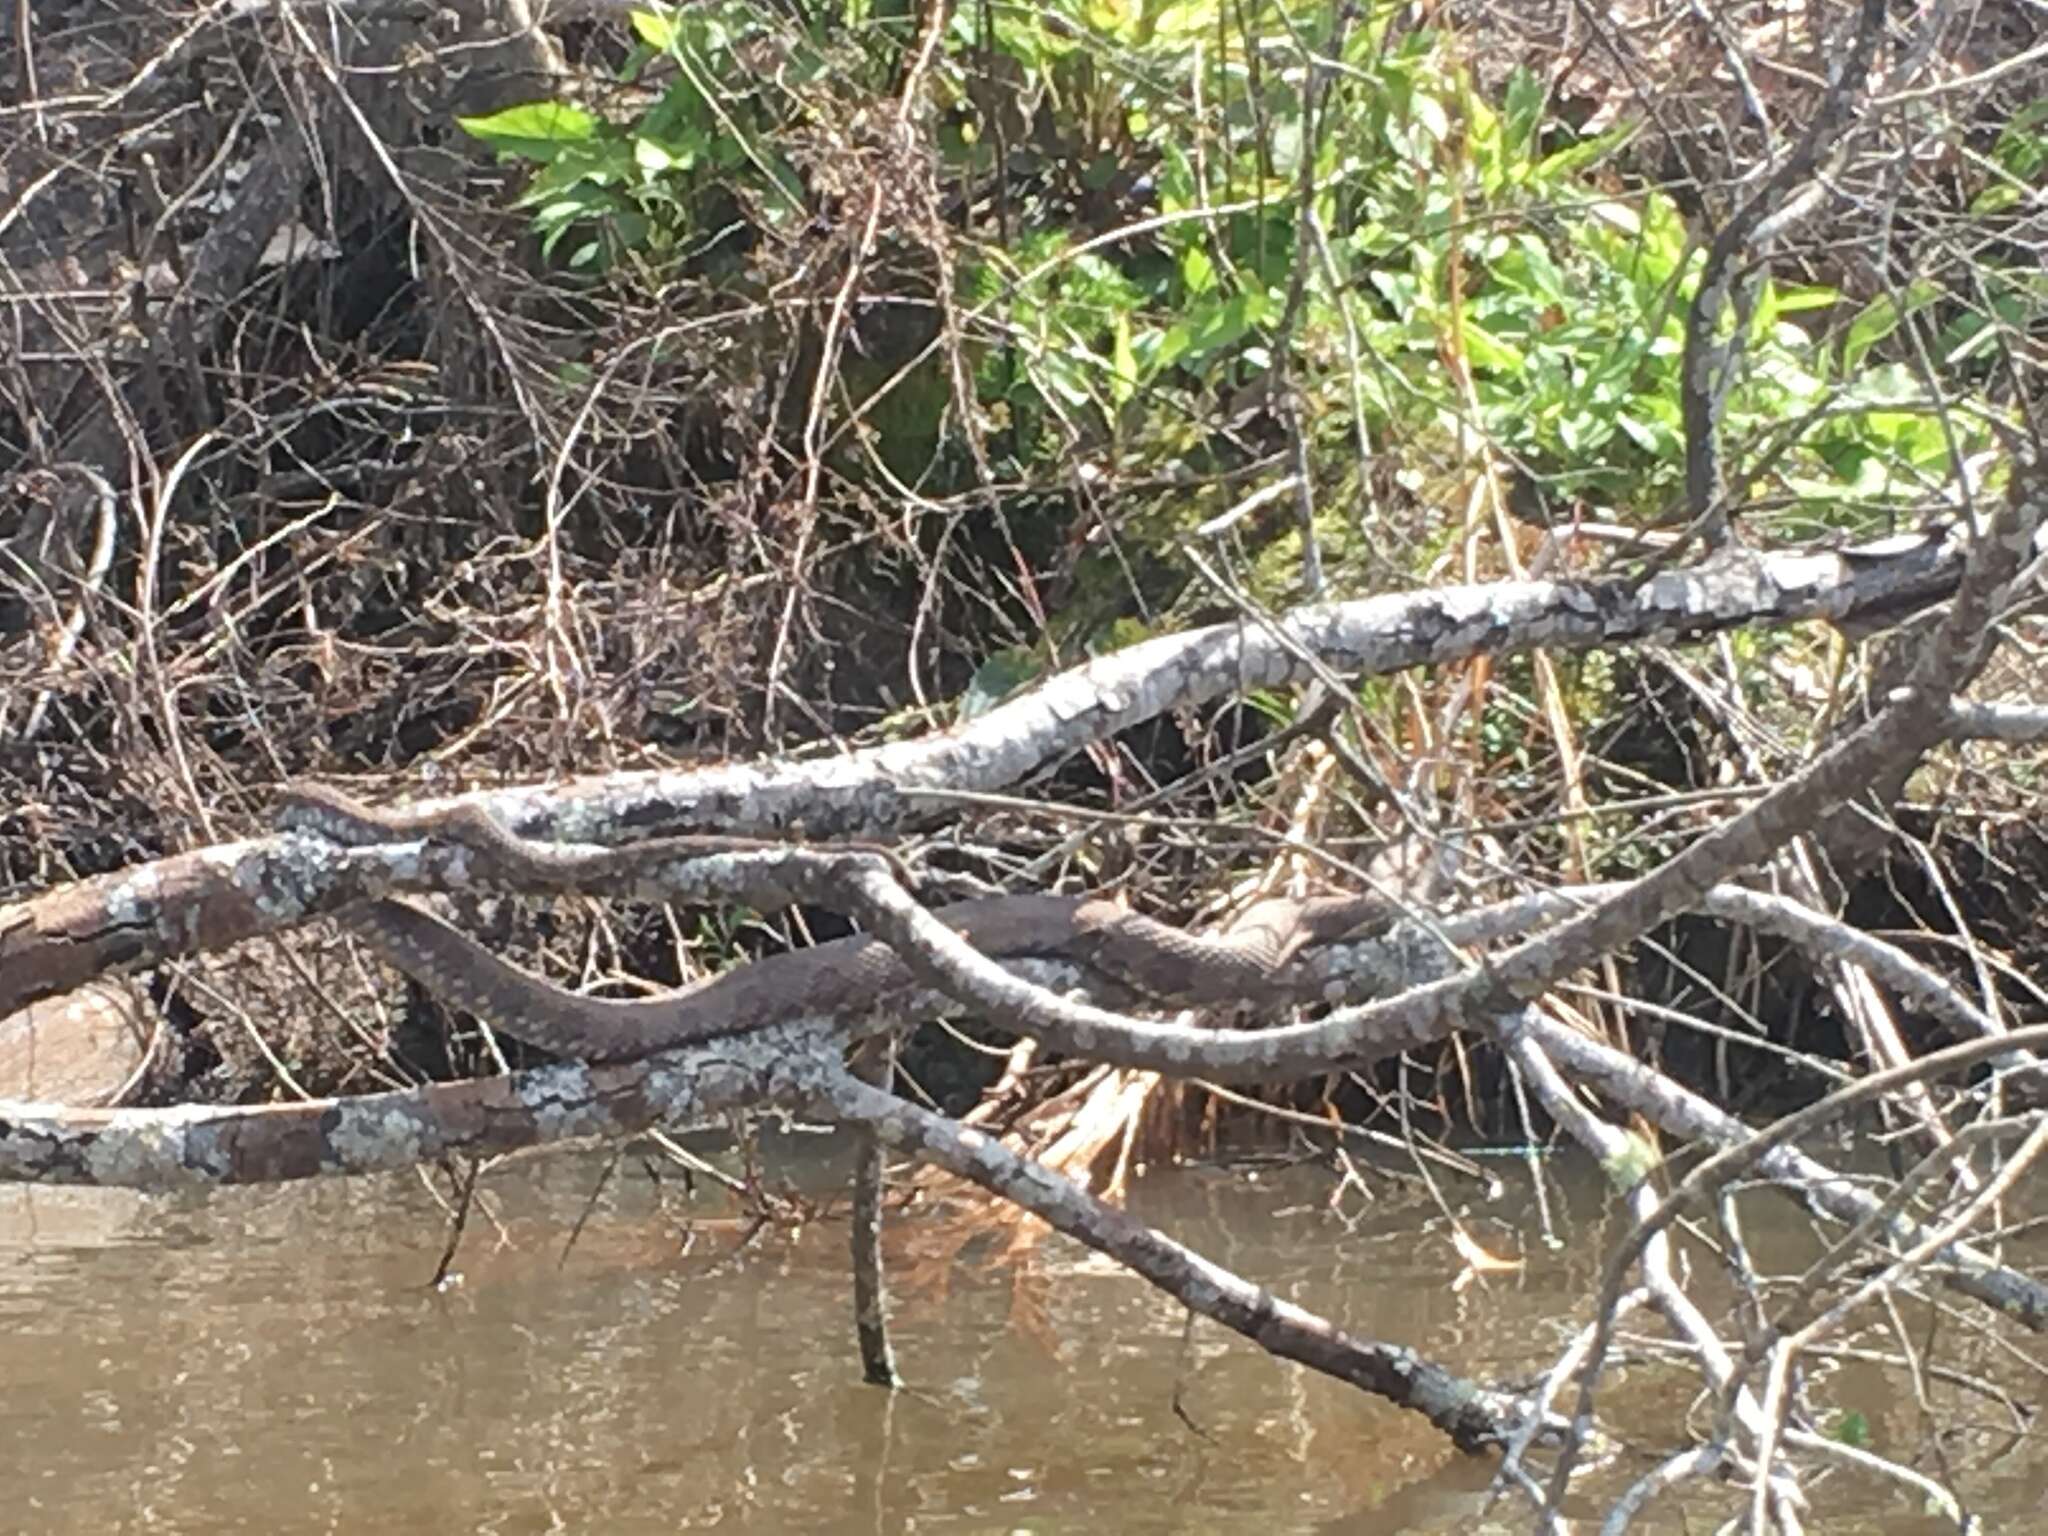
[634,137,681,172]
[1535,122,1637,180]
[1767,282,1840,314]
[630,6,681,50]
[457,101,601,162]
[1602,1130,1661,1191]
[1110,313,1139,404]
[1091,616,1153,655]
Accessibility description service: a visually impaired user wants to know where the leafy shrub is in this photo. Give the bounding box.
[460,3,2031,593]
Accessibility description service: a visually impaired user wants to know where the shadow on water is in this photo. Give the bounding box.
[0,1140,2037,1533]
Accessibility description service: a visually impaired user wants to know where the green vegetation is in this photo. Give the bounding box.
[463,3,2032,560]
[453,0,2041,836]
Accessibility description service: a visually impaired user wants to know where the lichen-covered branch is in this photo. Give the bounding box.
[1522,1015,2048,1330]
[0,1021,832,1186]
[2,522,2022,1018]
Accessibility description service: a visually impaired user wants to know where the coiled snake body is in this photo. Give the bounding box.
[281,786,1396,1063]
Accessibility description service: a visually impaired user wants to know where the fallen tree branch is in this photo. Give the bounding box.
[1544,1020,2048,1509]
[2,520,2026,1015]
[804,1059,1543,1453]
[0,1015,846,1185]
[1497,1013,1808,1530]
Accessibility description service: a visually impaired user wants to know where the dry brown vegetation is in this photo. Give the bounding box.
[5,0,2048,1523]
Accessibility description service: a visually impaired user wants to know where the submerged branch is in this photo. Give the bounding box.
[807,1061,1547,1453]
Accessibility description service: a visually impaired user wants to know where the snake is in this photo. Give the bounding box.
[278,785,1398,1064]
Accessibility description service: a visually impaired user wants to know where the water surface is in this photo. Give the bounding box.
[1,1141,2034,1532]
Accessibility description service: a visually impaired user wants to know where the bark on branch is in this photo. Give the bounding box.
[808,1062,1544,1453]
[2,520,2024,1015]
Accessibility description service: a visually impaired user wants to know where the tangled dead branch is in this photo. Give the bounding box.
[5,440,2048,1479]
[6,0,2048,1525]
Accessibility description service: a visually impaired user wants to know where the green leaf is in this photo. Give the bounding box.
[1535,122,1637,182]
[631,6,681,51]
[1085,0,1139,42]
[1409,93,1449,148]
[1586,198,1639,237]
[1460,322,1523,373]
[1502,67,1545,161]
[1990,98,2048,180]
[457,101,601,162]
[1155,289,1272,371]
[1767,282,1840,315]
[1237,688,1295,727]
[1601,1130,1661,1191]
[1943,314,2000,365]
[1110,313,1139,405]
[535,197,598,227]
[1840,281,1939,372]
[1089,616,1153,656]
[1615,412,1677,456]
[1146,0,1212,42]
[612,209,652,251]
[960,647,1043,718]
[1504,232,1564,302]
[1558,412,1614,455]
[634,136,679,173]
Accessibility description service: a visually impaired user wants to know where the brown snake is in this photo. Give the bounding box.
[279,785,1398,1063]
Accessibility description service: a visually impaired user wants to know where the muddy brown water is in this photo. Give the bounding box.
[1,1140,2039,1533]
